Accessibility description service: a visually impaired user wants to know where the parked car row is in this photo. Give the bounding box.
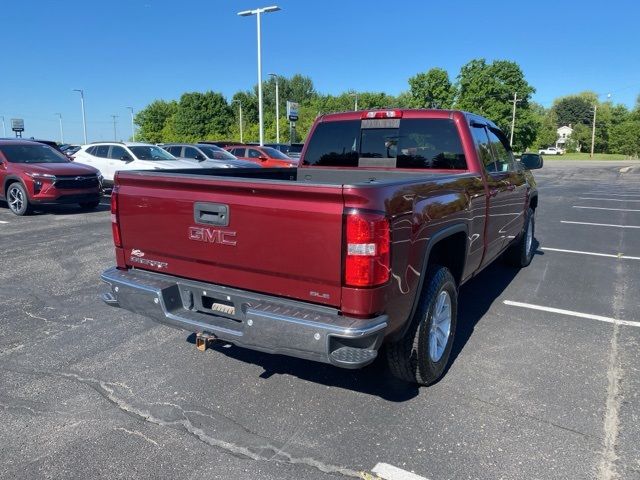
[0,137,303,215]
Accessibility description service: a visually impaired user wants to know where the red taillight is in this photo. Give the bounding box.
[361,110,403,119]
[344,212,390,287]
[110,185,122,248]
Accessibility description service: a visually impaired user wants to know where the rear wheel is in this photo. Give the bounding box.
[7,182,31,216]
[79,199,100,210]
[386,265,458,386]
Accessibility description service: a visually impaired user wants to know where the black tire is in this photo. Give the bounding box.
[505,207,535,267]
[6,182,31,216]
[79,199,100,210]
[386,265,458,386]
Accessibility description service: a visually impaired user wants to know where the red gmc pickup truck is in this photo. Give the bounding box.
[101,109,541,386]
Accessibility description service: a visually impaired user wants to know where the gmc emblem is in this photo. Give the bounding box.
[189,226,237,246]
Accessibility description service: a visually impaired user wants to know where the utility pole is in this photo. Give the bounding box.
[1,116,5,137]
[111,115,118,141]
[590,104,597,159]
[269,73,280,143]
[55,113,64,143]
[509,92,521,147]
[126,106,135,141]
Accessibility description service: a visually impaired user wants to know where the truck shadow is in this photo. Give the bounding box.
[446,239,544,376]
[186,240,543,401]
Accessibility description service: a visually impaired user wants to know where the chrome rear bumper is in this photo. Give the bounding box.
[101,267,387,368]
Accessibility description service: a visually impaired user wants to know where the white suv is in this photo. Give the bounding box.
[73,142,203,184]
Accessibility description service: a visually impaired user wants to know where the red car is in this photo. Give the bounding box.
[0,139,102,216]
[224,145,297,168]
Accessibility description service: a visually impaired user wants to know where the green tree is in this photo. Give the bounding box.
[531,104,557,150]
[134,100,177,143]
[455,59,537,151]
[172,91,232,141]
[609,119,640,157]
[553,94,595,127]
[408,67,455,109]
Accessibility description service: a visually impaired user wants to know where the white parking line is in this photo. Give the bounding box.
[0,220,8,224]
[579,197,640,202]
[541,247,640,260]
[503,301,640,328]
[573,206,640,212]
[561,221,640,229]
[372,463,429,480]
[585,192,640,197]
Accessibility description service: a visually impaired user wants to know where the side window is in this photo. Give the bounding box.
[86,146,96,155]
[248,149,262,159]
[183,147,199,159]
[96,145,110,158]
[487,128,513,173]
[109,146,127,160]
[166,146,181,157]
[470,125,495,171]
[231,148,245,157]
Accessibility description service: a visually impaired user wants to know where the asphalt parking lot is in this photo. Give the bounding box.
[1,160,639,480]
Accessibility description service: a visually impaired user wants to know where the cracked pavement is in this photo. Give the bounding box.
[1,161,639,479]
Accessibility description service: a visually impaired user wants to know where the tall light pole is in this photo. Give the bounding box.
[111,115,118,141]
[126,106,135,141]
[55,113,64,143]
[268,73,280,143]
[232,100,244,143]
[238,5,281,146]
[1,116,5,137]
[73,89,87,144]
[350,92,358,111]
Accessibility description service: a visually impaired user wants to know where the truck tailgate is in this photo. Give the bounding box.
[115,173,344,307]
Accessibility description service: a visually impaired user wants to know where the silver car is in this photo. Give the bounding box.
[161,143,260,168]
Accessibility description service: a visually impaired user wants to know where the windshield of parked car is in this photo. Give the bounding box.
[261,147,291,160]
[0,144,69,163]
[199,145,237,160]
[129,146,176,161]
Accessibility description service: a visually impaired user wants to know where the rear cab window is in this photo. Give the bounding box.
[303,117,466,169]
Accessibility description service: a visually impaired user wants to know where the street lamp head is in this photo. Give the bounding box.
[238,5,280,16]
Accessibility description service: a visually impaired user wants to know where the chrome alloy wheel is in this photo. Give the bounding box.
[8,186,24,213]
[526,216,533,256]
[429,290,452,362]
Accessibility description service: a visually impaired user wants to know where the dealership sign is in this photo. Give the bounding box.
[286,101,299,122]
[11,118,24,132]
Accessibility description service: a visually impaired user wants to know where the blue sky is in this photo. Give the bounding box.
[2,0,639,143]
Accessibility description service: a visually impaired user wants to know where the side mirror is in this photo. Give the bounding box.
[259,155,268,161]
[195,154,205,161]
[121,154,133,163]
[521,155,543,170]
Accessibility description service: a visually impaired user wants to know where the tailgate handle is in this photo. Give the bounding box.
[194,202,229,226]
